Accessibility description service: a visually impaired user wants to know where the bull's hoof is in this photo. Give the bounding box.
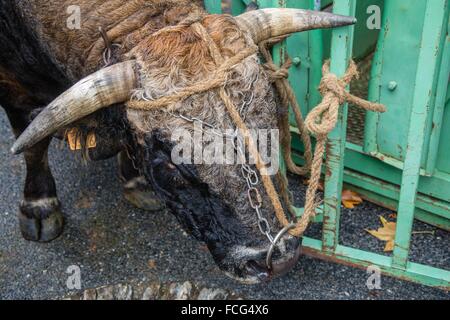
[123,177,164,212]
[19,197,64,242]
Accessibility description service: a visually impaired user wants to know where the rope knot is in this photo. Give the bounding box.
[318,60,358,104]
[305,59,385,137]
[319,72,348,105]
[263,59,292,82]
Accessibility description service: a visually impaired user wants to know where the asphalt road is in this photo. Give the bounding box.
[0,110,449,300]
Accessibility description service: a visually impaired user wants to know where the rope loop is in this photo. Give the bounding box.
[305,59,386,138]
[263,59,292,82]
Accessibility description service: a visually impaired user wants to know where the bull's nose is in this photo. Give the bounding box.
[244,260,271,282]
[243,237,302,282]
[269,239,302,278]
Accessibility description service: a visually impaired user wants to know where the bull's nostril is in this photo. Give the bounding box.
[245,260,270,282]
[270,240,302,277]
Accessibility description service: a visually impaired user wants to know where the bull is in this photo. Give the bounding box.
[0,0,355,283]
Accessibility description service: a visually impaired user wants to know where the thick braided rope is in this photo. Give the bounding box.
[298,60,387,235]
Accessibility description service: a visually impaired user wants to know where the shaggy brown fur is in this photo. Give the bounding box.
[19,0,205,79]
[0,67,34,108]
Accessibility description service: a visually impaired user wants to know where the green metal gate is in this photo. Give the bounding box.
[204,0,450,288]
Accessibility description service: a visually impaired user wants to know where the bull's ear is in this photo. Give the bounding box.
[11,60,138,155]
[235,8,356,44]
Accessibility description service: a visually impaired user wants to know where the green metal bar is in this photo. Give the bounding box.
[294,205,324,223]
[322,0,356,253]
[368,150,431,176]
[265,0,287,73]
[204,0,222,14]
[363,9,384,154]
[425,16,450,173]
[284,0,314,118]
[307,0,325,111]
[291,148,450,230]
[302,237,450,289]
[392,0,449,269]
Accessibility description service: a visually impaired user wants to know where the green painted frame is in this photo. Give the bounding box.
[203,0,450,289]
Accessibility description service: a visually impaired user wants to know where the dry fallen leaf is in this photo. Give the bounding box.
[366,216,397,252]
[342,190,363,209]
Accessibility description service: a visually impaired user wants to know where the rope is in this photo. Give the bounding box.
[297,60,386,236]
[259,36,313,177]
[126,45,258,110]
[126,16,387,238]
[305,61,386,136]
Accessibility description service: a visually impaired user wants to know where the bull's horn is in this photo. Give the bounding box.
[11,60,137,154]
[235,8,357,44]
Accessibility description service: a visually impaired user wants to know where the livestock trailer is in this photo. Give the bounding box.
[205,0,450,288]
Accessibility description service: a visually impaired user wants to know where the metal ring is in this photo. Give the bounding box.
[266,223,296,270]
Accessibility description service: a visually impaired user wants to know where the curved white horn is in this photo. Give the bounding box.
[235,8,357,44]
[11,60,138,154]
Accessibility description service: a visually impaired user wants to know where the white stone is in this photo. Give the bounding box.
[169,281,193,300]
[197,288,228,300]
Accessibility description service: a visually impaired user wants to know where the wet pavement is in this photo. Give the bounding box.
[0,110,448,300]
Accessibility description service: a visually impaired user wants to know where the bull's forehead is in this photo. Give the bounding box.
[126,14,253,101]
[125,14,276,136]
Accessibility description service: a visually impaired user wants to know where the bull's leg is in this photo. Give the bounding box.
[5,109,64,242]
[118,151,164,211]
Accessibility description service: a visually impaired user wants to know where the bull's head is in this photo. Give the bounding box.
[11,9,355,284]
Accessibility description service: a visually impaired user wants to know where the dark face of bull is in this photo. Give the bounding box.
[11,9,355,283]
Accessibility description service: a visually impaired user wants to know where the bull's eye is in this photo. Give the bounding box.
[167,163,176,170]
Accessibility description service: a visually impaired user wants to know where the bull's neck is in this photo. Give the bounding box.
[0,0,70,102]
[21,0,206,81]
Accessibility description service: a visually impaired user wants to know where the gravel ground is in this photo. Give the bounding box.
[0,110,449,300]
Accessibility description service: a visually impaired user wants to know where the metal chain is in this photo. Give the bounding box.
[232,134,274,243]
